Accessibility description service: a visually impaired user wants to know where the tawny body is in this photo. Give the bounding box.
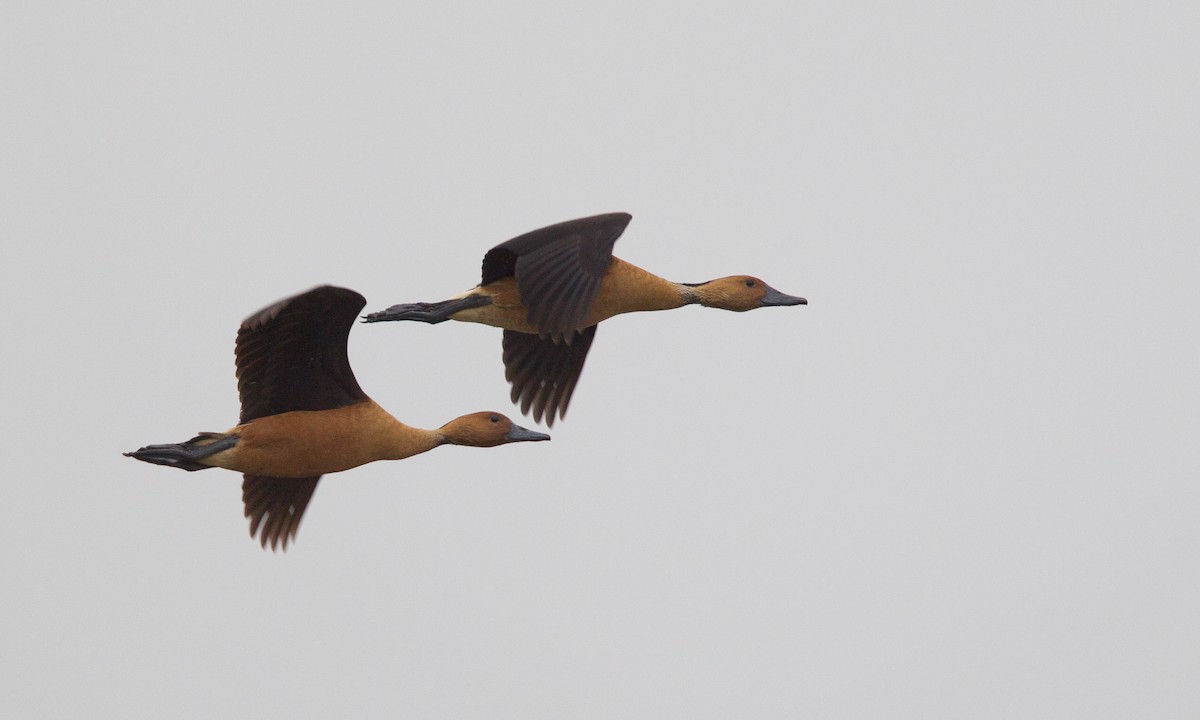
[205,400,440,478]
[454,257,689,333]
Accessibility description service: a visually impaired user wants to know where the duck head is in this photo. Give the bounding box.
[690,275,807,312]
[439,411,551,447]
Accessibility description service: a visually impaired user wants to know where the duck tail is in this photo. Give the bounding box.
[124,432,239,472]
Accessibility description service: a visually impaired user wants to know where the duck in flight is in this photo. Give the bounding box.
[363,213,806,426]
[125,285,549,550]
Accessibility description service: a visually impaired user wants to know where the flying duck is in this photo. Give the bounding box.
[363,213,806,425]
[125,285,549,550]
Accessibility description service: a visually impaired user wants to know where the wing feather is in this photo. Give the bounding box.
[235,286,368,423]
[501,326,598,426]
[242,475,321,551]
[481,213,630,341]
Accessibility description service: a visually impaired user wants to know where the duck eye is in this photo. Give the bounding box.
[489,414,500,423]
[745,279,756,288]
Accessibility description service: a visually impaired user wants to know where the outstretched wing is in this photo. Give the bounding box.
[502,325,597,426]
[481,213,630,342]
[242,475,321,551]
[235,285,368,424]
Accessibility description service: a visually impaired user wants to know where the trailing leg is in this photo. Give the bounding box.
[124,432,240,471]
[362,294,492,324]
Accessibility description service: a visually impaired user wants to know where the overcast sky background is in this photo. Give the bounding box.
[2,2,1197,718]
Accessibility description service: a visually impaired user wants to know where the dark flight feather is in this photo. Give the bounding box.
[481,213,630,342]
[242,475,321,551]
[235,286,368,424]
[502,325,598,426]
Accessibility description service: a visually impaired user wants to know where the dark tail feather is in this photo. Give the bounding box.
[362,294,491,324]
[124,432,239,472]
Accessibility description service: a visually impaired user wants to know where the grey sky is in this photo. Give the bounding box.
[2,2,1197,718]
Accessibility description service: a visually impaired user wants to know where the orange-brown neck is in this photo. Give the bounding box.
[588,257,692,322]
[374,413,445,462]
[684,280,743,309]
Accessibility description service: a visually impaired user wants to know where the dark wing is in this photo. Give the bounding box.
[235,285,368,424]
[243,475,321,551]
[502,326,597,427]
[481,213,630,342]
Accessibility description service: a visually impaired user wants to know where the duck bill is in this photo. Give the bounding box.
[505,424,551,442]
[761,286,807,306]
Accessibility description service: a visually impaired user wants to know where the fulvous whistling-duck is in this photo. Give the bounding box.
[363,213,806,425]
[125,285,549,550]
